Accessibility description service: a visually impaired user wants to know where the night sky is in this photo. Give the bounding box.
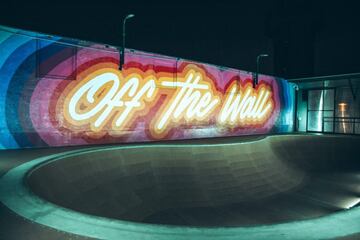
[0,0,360,79]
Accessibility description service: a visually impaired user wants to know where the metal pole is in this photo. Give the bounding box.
[254,54,269,88]
[119,14,135,70]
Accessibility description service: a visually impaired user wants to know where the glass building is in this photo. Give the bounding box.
[291,73,360,134]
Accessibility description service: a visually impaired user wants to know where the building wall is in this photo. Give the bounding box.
[0,26,295,149]
[296,83,360,134]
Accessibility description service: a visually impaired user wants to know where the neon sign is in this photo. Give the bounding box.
[63,68,158,132]
[60,65,274,139]
[219,82,274,126]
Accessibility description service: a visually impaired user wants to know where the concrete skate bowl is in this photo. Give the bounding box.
[2,134,360,239]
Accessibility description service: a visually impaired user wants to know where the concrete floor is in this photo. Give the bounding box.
[0,134,360,239]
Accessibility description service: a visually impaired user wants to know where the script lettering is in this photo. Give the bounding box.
[154,70,220,135]
[60,66,276,138]
[63,68,157,132]
[219,82,274,126]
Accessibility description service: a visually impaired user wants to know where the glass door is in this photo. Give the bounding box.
[307,89,335,133]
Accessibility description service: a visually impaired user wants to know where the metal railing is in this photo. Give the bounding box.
[323,116,360,135]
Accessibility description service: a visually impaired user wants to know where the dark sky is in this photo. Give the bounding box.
[0,0,360,79]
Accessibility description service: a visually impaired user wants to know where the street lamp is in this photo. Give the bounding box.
[119,14,135,70]
[253,54,269,88]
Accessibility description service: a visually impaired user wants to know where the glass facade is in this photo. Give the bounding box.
[295,77,360,135]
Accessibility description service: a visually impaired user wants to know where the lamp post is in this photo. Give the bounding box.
[119,14,135,70]
[253,54,269,88]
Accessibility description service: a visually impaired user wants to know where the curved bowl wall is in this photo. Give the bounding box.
[27,135,359,223]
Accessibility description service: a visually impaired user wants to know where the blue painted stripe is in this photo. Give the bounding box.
[0,34,31,148]
[0,34,58,148]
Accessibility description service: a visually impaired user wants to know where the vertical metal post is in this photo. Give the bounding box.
[294,86,298,132]
[254,54,268,88]
[119,14,135,70]
[333,88,336,133]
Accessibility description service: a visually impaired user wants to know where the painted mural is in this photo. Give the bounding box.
[0,25,295,149]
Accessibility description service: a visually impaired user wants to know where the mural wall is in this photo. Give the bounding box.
[0,25,295,149]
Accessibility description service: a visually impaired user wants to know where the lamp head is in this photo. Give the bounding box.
[125,14,135,20]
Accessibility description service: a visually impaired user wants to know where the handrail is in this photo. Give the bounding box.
[323,116,360,134]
